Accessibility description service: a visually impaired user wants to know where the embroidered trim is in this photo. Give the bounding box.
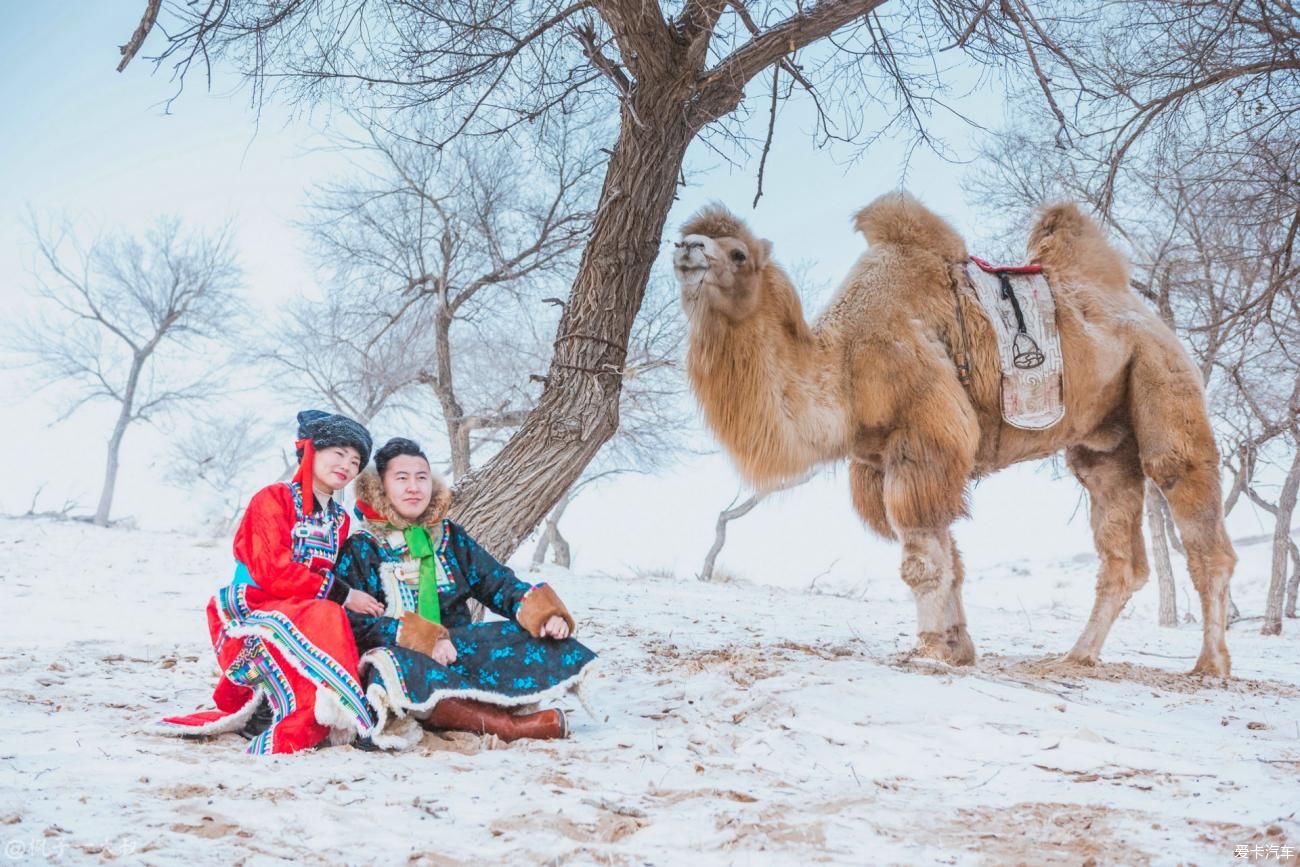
[378,561,412,618]
[216,584,375,739]
[148,687,265,738]
[283,482,346,599]
[366,524,448,615]
[357,647,598,750]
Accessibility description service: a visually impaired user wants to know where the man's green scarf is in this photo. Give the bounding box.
[401,524,448,624]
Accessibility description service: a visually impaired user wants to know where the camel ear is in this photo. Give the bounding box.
[756,239,773,269]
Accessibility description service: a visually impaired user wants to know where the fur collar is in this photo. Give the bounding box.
[353,467,451,532]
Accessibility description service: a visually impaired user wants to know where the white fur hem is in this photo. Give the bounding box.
[218,623,375,739]
[314,687,360,746]
[359,648,599,750]
[379,561,411,618]
[149,688,264,738]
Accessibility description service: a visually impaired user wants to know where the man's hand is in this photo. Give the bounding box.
[540,615,570,640]
[344,589,385,616]
[431,637,458,665]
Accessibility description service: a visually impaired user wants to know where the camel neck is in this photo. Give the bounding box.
[687,309,844,485]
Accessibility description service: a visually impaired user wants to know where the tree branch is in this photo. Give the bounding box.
[696,0,889,126]
[116,0,162,72]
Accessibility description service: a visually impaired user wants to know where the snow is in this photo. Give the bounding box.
[1,516,1298,865]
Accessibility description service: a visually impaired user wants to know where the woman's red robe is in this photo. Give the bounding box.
[156,482,375,754]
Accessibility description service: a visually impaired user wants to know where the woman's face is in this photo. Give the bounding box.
[382,454,434,521]
[312,445,363,493]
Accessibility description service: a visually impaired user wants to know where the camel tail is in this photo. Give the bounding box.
[1027,201,1130,292]
[853,191,967,262]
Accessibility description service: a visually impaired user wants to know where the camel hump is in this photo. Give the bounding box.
[1027,202,1130,291]
[852,191,967,262]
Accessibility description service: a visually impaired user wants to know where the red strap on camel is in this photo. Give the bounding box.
[970,256,1043,275]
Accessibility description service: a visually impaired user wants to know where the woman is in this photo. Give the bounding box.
[156,410,385,754]
[335,437,597,745]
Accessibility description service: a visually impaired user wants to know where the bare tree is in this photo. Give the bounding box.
[1144,482,1179,627]
[532,278,693,569]
[13,217,242,526]
[530,486,579,570]
[1257,450,1300,634]
[264,119,600,478]
[1287,544,1300,619]
[258,289,433,428]
[165,412,276,532]
[699,472,814,582]
[120,0,1085,558]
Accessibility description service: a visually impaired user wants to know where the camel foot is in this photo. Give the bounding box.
[914,627,977,666]
[1190,648,1231,678]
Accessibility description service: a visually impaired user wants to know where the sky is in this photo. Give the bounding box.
[0,3,1280,594]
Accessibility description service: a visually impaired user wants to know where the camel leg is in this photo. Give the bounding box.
[880,382,978,664]
[893,527,974,664]
[1129,340,1235,676]
[942,534,976,662]
[1064,439,1149,665]
[855,458,974,659]
[883,452,977,662]
[849,460,895,540]
[935,535,977,665]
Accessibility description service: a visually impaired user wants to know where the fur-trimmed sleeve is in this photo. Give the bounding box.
[446,522,575,636]
[515,583,576,638]
[336,534,400,652]
[232,484,337,601]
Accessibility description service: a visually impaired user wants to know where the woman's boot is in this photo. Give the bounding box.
[423,698,568,742]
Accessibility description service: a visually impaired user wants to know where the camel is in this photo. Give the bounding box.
[673,192,1235,677]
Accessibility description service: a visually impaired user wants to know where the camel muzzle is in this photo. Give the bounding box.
[672,240,712,278]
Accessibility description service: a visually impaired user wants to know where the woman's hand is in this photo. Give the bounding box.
[540,615,570,640]
[344,589,385,617]
[430,637,458,665]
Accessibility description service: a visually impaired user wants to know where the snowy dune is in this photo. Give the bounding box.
[0,516,1297,865]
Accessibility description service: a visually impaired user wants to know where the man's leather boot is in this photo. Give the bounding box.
[424,698,568,742]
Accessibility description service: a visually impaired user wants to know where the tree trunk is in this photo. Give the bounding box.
[529,521,551,570]
[446,419,472,482]
[530,490,575,570]
[1262,447,1300,635]
[94,354,145,527]
[93,416,129,527]
[1159,492,1185,556]
[1146,481,1178,627]
[550,519,572,569]
[429,305,473,481]
[1285,539,1300,618]
[700,492,765,582]
[450,90,695,558]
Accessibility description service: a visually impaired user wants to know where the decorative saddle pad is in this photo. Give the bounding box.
[965,257,1065,430]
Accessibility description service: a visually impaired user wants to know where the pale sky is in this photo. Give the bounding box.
[0,4,1278,595]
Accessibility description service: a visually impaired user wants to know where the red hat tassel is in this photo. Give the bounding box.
[295,437,316,512]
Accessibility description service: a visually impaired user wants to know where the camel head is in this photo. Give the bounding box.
[673,206,774,323]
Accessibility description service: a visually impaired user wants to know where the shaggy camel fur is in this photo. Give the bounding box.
[674,193,1235,676]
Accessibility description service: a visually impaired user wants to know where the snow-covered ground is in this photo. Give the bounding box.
[0,516,1297,865]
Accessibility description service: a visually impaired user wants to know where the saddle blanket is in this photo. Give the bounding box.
[965,257,1065,430]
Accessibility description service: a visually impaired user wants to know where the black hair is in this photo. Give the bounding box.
[374,437,429,478]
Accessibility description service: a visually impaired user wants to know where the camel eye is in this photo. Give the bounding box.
[730,249,748,264]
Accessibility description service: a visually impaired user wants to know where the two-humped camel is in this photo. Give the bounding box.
[673,192,1234,676]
